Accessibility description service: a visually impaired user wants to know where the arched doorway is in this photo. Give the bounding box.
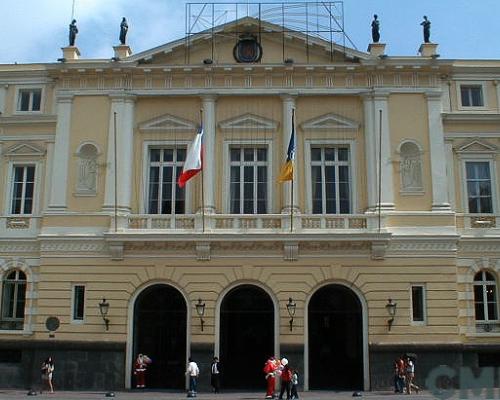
[133,284,187,389]
[308,284,363,390]
[220,284,274,389]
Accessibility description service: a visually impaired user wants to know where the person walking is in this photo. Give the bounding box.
[210,356,221,393]
[186,357,200,397]
[278,359,292,400]
[290,369,299,399]
[40,356,55,394]
[405,355,420,394]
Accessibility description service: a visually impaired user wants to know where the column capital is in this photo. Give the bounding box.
[424,90,443,101]
[108,92,137,103]
[280,93,298,103]
[55,93,74,103]
[201,95,217,104]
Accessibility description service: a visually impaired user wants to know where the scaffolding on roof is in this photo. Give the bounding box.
[184,1,356,63]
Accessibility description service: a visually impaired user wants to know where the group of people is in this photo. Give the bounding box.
[264,356,299,400]
[186,356,221,397]
[393,354,420,395]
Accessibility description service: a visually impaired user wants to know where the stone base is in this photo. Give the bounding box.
[61,46,80,61]
[419,43,439,57]
[113,45,132,60]
[367,43,386,58]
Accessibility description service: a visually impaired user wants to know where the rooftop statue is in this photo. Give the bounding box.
[119,17,128,45]
[371,14,380,43]
[420,16,431,43]
[69,19,78,46]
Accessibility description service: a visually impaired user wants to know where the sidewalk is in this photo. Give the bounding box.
[0,390,497,400]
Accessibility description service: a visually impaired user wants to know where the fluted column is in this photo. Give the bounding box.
[281,95,298,212]
[426,92,451,211]
[48,94,73,211]
[363,91,395,211]
[201,95,216,213]
[103,94,136,212]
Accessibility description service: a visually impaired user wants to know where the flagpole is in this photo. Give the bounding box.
[290,109,295,233]
[200,109,205,233]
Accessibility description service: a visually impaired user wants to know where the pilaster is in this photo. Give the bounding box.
[0,84,7,114]
[201,95,217,213]
[281,94,298,212]
[426,91,451,211]
[103,93,136,213]
[47,94,73,211]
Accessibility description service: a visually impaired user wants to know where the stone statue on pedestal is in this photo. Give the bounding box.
[69,19,78,46]
[421,16,431,43]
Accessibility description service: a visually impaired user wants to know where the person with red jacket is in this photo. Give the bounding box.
[134,354,151,388]
[278,359,292,400]
[263,356,279,399]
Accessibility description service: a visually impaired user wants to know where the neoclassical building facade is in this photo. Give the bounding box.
[0,15,499,391]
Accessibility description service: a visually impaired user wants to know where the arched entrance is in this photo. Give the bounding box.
[220,284,274,389]
[308,284,363,390]
[133,284,187,389]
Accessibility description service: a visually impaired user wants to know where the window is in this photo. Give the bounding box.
[411,285,426,323]
[310,146,351,214]
[474,271,498,322]
[465,161,492,213]
[17,89,42,112]
[10,165,35,215]
[147,148,186,214]
[229,147,268,214]
[72,285,85,321]
[1,270,26,330]
[460,85,484,107]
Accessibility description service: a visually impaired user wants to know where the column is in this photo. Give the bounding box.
[426,92,451,211]
[201,95,216,213]
[281,95,298,212]
[48,94,73,211]
[0,84,7,114]
[364,91,395,211]
[43,142,55,211]
[445,142,456,211]
[103,94,136,212]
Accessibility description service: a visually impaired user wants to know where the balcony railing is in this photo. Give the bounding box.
[456,214,499,230]
[0,216,42,237]
[122,213,383,233]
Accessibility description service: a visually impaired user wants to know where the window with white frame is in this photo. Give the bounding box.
[411,285,426,323]
[229,146,268,214]
[147,147,186,214]
[460,85,484,107]
[465,161,493,213]
[1,270,26,330]
[72,285,85,322]
[473,270,498,322]
[310,146,351,214]
[17,88,42,112]
[10,165,35,215]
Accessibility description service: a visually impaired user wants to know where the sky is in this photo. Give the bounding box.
[1,0,500,64]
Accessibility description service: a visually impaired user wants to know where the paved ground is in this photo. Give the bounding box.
[0,390,498,400]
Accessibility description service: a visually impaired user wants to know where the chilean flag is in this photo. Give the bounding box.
[178,127,203,188]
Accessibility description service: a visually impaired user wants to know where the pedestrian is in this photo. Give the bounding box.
[211,356,221,393]
[290,369,299,399]
[278,358,292,400]
[263,356,279,399]
[405,355,420,394]
[134,353,151,388]
[186,357,200,397]
[40,356,55,394]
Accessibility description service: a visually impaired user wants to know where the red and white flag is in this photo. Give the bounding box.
[178,127,203,188]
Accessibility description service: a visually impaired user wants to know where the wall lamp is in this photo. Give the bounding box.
[195,298,206,331]
[286,297,297,331]
[385,298,397,331]
[99,298,110,331]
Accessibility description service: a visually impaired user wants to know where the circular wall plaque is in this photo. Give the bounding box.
[45,316,60,332]
[233,34,262,63]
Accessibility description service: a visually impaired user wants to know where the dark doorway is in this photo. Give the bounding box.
[220,285,274,389]
[308,284,363,390]
[133,284,187,389]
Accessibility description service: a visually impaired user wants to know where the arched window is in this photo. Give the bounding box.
[1,270,27,330]
[473,270,498,321]
[399,141,423,192]
[76,143,98,195]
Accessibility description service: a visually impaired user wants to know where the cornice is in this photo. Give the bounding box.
[0,115,57,126]
[442,112,500,122]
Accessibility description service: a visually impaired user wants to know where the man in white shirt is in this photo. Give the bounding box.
[186,357,200,397]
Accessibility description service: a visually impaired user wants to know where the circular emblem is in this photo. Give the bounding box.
[233,34,262,63]
[45,316,60,332]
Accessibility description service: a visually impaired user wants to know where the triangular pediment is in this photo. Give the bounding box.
[218,113,279,132]
[457,139,497,153]
[138,114,198,133]
[129,17,368,65]
[300,113,359,131]
[4,143,45,157]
